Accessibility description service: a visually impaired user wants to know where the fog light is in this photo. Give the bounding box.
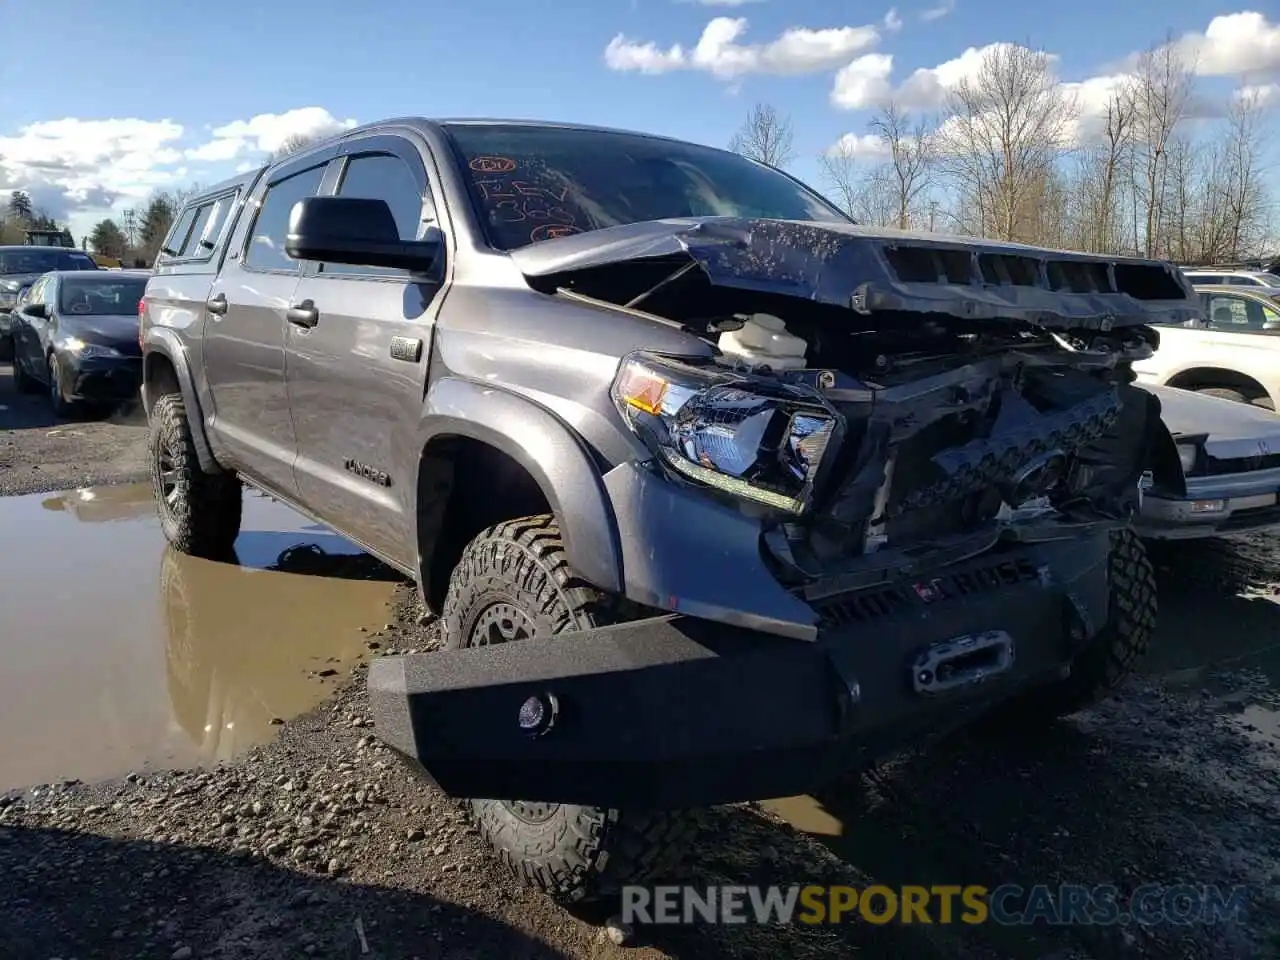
[517,693,559,737]
[1189,499,1226,514]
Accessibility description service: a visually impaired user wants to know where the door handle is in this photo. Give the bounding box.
[206,293,228,316]
[287,300,319,329]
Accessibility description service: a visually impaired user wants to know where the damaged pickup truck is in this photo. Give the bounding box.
[140,118,1199,904]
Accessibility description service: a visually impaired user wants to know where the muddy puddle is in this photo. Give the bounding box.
[0,482,401,793]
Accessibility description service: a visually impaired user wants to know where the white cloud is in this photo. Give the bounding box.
[883,8,903,33]
[920,0,955,23]
[830,54,895,109]
[1237,82,1280,106]
[185,106,357,162]
[605,16,881,79]
[827,132,890,159]
[832,41,1032,111]
[0,117,188,223]
[1179,12,1280,77]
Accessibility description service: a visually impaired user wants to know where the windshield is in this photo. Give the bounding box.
[442,123,851,252]
[1258,273,1280,288]
[58,276,147,316]
[0,249,98,275]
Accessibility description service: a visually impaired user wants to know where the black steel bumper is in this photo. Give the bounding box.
[61,354,142,401]
[369,535,1112,810]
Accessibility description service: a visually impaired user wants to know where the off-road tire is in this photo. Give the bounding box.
[148,392,242,558]
[441,514,696,903]
[12,350,38,394]
[1195,386,1248,405]
[987,528,1156,726]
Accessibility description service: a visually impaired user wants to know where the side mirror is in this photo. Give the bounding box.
[285,196,439,272]
[22,303,47,320]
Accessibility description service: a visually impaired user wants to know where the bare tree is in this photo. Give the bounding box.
[937,43,1077,243]
[1128,38,1196,257]
[1220,87,1269,261]
[868,101,935,229]
[269,132,321,162]
[728,103,796,169]
[1070,88,1137,252]
[817,143,897,226]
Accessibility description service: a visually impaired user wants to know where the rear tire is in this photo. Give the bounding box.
[440,515,696,904]
[982,529,1156,725]
[149,392,242,558]
[1194,386,1248,405]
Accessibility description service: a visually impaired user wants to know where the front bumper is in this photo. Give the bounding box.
[369,533,1112,810]
[1136,466,1280,539]
[56,352,142,402]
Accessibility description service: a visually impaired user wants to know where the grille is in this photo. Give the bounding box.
[1198,453,1280,476]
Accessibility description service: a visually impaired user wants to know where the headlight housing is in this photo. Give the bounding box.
[611,353,842,514]
[61,337,121,359]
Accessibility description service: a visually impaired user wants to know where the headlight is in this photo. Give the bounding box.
[1176,443,1198,474]
[611,353,841,514]
[61,337,120,359]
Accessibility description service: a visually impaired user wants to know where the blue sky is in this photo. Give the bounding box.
[0,0,1275,241]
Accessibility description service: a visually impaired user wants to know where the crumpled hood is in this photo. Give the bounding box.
[1144,383,1280,459]
[509,217,1201,330]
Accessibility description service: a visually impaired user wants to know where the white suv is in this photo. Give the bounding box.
[1181,268,1280,290]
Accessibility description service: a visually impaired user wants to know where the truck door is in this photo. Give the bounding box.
[284,133,445,567]
[202,150,335,498]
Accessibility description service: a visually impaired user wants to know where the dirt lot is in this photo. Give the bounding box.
[2,362,1279,960]
[0,362,149,495]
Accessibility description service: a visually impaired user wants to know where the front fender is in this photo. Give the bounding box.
[141,329,220,475]
[414,377,623,597]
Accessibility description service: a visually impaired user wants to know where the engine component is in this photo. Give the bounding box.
[716,313,808,371]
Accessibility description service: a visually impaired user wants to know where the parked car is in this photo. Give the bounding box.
[1180,268,1280,292]
[139,117,1200,904]
[1136,383,1280,539]
[1133,284,1280,409]
[0,245,100,360]
[10,269,148,415]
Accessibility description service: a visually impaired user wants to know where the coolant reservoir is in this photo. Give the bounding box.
[717,313,808,370]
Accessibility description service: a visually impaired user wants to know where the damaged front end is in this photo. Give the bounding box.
[368,221,1196,810]
[578,220,1195,594]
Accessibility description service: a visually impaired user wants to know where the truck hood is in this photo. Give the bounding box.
[1145,383,1280,460]
[509,217,1200,331]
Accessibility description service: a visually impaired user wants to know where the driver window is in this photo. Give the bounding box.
[1207,295,1270,332]
[319,152,429,277]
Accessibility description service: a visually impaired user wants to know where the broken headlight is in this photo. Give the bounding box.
[611,353,841,514]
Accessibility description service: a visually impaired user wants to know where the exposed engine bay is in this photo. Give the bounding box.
[517,220,1198,593]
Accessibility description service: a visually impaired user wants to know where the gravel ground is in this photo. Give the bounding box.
[0,362,149,495]
[1,364,1279,959]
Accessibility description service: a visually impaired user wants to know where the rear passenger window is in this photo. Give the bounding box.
[320,153,427,277]
[244,164,327,272]
[197,194,235,252]
[161,206,199,257]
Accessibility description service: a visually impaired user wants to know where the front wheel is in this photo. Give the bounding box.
[986,529,1157,726]
[148,392,242,558]
[12,349,38,394]
[440,515,695,903]
[47,353,78,418]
